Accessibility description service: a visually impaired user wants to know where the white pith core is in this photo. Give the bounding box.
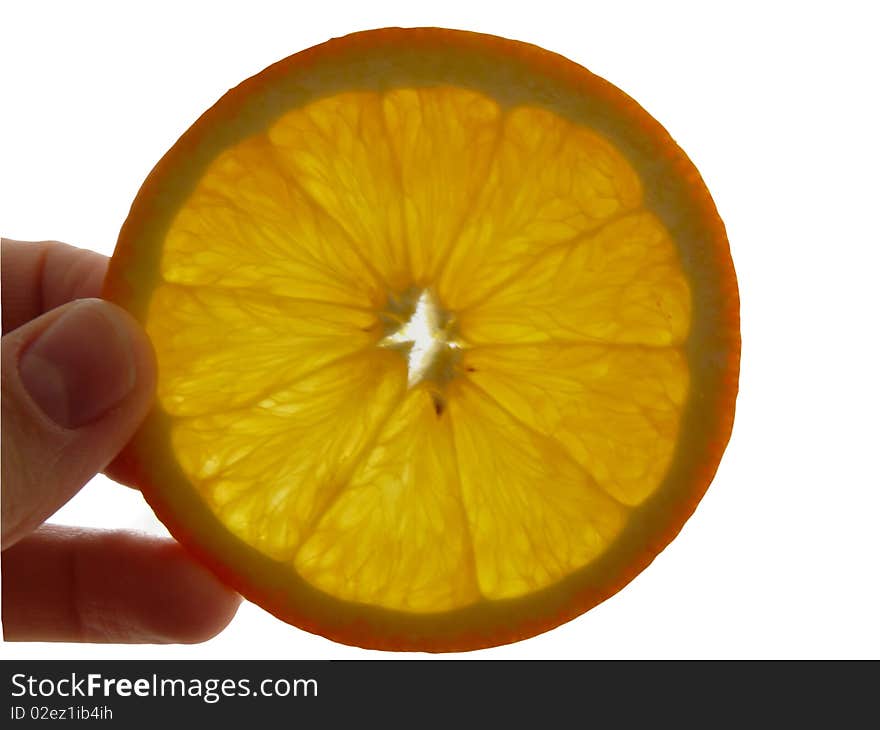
[380,290,458,388]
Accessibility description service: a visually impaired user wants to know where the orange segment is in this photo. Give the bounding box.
[437,105,642,310]
[449,380,627,599]
[162,137,384,308]
[457,211,691,346]
[294,387,480,612]
[146,284,377,417]
[170,350,406,561]
[104,28,740,652]
[268,92,409,291]
[382,87,501,283]
[463,344,689,505]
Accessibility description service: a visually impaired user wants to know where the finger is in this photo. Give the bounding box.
[102,442,144,489]
[1,525,241,643]
[1,239,145,491]
[0,238,145,488]
[1,238,108,334]
[1,299,156,549]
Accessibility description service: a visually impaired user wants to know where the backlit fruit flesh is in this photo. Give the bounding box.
[105,28,740,651]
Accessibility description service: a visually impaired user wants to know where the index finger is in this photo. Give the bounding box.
[1,238,109,334]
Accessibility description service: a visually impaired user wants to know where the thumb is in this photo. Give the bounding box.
[1,298,156,550]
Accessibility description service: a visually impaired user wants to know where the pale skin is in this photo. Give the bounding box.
[1,238,240,642]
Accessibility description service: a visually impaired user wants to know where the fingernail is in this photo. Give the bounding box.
[19,300,137,429]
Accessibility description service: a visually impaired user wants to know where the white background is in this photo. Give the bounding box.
[2,0,879,659]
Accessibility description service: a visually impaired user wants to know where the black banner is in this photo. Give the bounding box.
[1,660,876,725]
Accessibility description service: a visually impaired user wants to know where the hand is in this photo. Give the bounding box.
[1,238,240,643]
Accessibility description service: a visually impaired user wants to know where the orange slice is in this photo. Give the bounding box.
[104,28,739,651]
